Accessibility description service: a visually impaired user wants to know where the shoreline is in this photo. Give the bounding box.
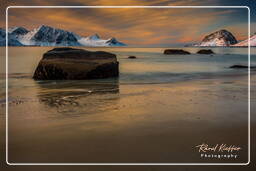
[0,74,253,163]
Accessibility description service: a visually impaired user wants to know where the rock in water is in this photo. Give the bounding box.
[33,47,119,80]
[128,56,136,59]
[197,49,215,54]
[163,49,190,55]
[199,29,238,46]
[229,65,256,69]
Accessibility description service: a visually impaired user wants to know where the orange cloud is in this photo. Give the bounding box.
[6,6,248,46]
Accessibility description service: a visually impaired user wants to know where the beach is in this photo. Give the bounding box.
[0,47,255,164]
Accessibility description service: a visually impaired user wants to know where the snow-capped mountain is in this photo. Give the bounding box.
[233,35,256,47]
[0,25,126,47]
[106,37,126,46]
[0,28,23,46]
[197,29,238,46]
[8,27,29,35]
[87,34,101,40]
[77,34,126,47]
[18,25,81,46]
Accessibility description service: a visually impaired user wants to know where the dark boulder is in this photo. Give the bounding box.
[197,49,215,54]
[164,49,190,55]
[128,56,136,59]
[33,47,119,80]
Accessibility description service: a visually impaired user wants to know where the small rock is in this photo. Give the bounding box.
[163,49,190,55]
[197,49,215,54]
[128,56,136,59]
[229,65,256,69]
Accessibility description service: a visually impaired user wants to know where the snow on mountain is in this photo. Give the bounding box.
[78,34,126,47]
[18,25,81,46]
[105,37,126,46]
[0,25,127,47]
[87,34,101,41]
[197,29,238,46]
[233,35,256,47]
[0,28,24,46]
[8,27,29,35]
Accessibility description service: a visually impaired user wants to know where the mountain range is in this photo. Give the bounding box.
[1,25,255,47]
[0,25,126,47]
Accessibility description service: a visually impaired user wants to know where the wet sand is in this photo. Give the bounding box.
[0,74,253,164]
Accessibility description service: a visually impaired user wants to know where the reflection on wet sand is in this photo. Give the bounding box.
[35,78,120,115]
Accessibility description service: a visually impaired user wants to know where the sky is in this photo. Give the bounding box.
[1,0,255,46]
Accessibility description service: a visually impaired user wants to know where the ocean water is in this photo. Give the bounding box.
[2,47,256,81]
[0,47,254,163]
[0,47,254,105]
[0,47,255,113]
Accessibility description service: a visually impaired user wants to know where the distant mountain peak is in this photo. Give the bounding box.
[107,37,116,41]
[106,37,117,44]
[106,37,126,46]
[199,29,238,46]
[0,28,23,46]
[35,25,58,32]
[88,34,100,40]
[39,24,47,28]
[1,25,127,47]
[233,34,256,47]
[8,27,29,35]
[18,25,80,46]
[218,29,229,33]
[37,25,50,29]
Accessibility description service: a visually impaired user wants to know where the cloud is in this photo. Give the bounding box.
[3,1,249,46]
